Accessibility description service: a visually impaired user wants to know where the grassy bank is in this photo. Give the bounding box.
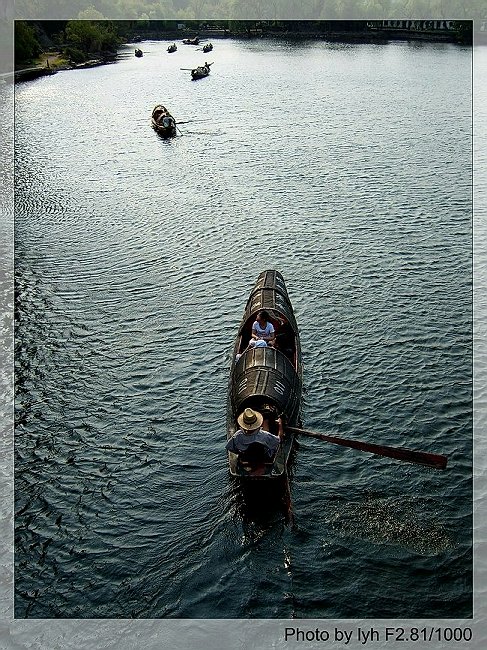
[15,51,70,72]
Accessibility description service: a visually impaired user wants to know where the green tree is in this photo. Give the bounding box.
[64,20,121,54]
[15,21,42,63]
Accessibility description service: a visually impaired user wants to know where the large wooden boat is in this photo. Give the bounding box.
[227,270,302,479]
[151,105,177,137]
[191,62,212,80]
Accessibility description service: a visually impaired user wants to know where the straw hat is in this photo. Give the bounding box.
[237,408,263,431]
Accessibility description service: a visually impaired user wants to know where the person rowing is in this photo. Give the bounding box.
[225,408,283,462]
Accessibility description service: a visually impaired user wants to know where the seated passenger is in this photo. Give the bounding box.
[154,106,167,117]
[261,404,284,438]
[225,408,281,461]
[251,310,276,347]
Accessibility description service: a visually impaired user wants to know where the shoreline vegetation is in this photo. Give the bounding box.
[14,19,473,83]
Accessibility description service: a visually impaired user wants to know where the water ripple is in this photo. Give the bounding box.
[13,39,472,619]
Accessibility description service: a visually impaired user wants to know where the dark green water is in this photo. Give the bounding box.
[13,38,472,619]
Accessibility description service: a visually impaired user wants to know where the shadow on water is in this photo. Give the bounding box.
[230,476,293,527]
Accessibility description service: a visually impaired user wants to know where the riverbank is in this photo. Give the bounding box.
[228,26,470,44]
[14,51,117,83]
[123,26,470,44]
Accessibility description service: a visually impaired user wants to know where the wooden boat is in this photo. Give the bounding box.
[151,105,177,137]
[135,48,143,57]
[227,270,302,479]
[183,37,199,45]
[191,62,212,80]
[167,43,177,53]
[202,43,213,53]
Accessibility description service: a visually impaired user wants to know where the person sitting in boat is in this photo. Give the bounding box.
[153,106,167,121]
[161,115,174,129]
[251,310,276,347]
[261,404,284,438]
[225,408,282,461]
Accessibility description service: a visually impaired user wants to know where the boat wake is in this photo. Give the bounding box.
[327,495,455,556]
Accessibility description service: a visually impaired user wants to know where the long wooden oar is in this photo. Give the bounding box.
[286,426,448,469]
[176,119,211,124]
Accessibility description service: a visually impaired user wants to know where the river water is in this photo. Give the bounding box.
[13,37,472,619]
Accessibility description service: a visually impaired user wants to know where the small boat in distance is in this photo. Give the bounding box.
[135,48,143,57]
[183,37,199,45]
[227,270,302,479]
[151,105,177,137]
[191,62,212,80]
[202,43,213,53]
[167,43,177,53]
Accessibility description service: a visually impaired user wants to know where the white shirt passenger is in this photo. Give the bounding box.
[252,320,274,340]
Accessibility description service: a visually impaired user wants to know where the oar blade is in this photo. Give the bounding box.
[360,442,448,469]
[287,427,448,470]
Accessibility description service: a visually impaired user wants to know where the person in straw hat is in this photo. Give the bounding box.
[225,407,283,460]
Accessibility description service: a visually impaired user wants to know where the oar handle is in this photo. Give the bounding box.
[286,427,448,470]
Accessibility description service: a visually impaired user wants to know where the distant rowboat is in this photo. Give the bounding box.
[183,37,199,45]
[151,105,177,137]
[135,48,143,57]
[191,62,212,80]
[167,43,177,53]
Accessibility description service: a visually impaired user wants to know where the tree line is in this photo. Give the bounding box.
[15,20,122,64]
[15,15,474,66]
[14,0,487,22]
